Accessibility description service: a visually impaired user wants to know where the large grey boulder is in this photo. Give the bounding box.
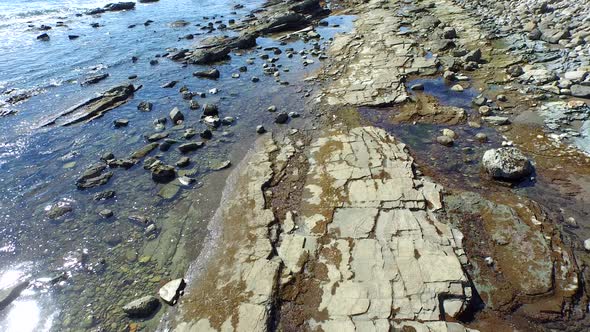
[122,296,160,317]
[482,147,534,181]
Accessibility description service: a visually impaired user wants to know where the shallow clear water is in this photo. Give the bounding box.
[0,0,355,330]
[359,77,503,189]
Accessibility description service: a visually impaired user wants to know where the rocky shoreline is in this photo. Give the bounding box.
[166,0,590,331]
[2,0,590,330]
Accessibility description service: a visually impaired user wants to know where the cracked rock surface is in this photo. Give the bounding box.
[173,127,476,332]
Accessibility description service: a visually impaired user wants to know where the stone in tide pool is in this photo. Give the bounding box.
[482,147,534,181]
[159,278,186,305]
[122,295,160,318]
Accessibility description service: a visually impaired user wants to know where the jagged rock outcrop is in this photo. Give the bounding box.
[41,84,137,127]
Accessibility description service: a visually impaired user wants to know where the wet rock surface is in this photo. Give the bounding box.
[42,84,137,127]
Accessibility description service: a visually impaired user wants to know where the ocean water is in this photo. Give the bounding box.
[0,0,355,330]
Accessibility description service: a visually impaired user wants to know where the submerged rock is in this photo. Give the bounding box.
[482,147,534,181]
[76,163,113,189]
[80,73,109,86]
[130,143,159,159]
[137,101,153,112]
[178,142,204,153]
[193,69,220,79]
[122,296,160,318]
[46,203,73,219]
[151,164,176,183]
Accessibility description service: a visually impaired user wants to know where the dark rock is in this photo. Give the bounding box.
[130,142,159,159]
[137,101,153,112]
[161,81,178,88]
[122,296,160,318]
[528,28,542,40]
[443,27,457,39]
[37,33,50,41]
[232,34,257,49]
[410,83,424,91]
[168,49,189,61]
[76,163,113,189]
[259,13,310,34]
[94,190,116,201]
[46,203,73,219]
[178,142,204,153]
[189,100,200,110]
[275,112,289,124]
[202,103,218,116]
[169,107,184,123]
[104,2,135,12]
[256,125,266,134]
[188,47,230,64]
[193,69,220,79]
[200,129,213,139]
[151,164,176,183]
[68,35,79,40]
[113,118,129,128]
[107,158,135,169]
[81,73,109,86]
[290,0,322,15]
[463,49,482,63]
[147,132,169,142]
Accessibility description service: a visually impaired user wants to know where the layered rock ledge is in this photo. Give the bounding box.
[173,126,476,332]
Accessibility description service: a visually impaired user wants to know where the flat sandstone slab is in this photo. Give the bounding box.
[173,127,477,332]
